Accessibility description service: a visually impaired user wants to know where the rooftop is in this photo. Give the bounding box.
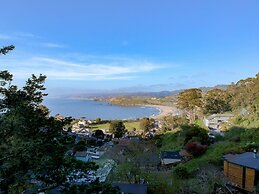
[112,183,147,194]
[223,152,259,170]
[74,151,88,157]
[161,151,182,160]
[207,114,234,120]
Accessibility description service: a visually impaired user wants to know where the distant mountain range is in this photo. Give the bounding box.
[71,84,229,99]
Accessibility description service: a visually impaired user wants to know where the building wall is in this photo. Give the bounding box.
[75,156,90,162]
[245,168,255,191]
[224,161,255,192]
[161,158,181,165]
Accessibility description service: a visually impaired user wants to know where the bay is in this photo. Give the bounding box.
[43,98,160,120]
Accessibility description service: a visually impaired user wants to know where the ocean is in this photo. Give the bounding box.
[43,98,160,120]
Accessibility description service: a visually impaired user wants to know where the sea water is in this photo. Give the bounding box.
[43,98,160,120]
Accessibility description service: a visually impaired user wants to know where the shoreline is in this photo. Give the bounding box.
[45,98,178,120]
[144,104,179,119]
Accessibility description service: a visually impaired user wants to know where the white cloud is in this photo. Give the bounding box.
[14,32,42,39]
[40,43,66,48]
[0,56,164,81]
[0,32,42,41]
[0,34,12,40]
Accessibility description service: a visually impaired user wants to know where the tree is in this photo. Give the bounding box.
[95,117,102,124]
[203,89,232,114]
[182,125,210,145]
[139,117,155,133]
[0,47,117,193]
[74,139,87,152]
[162,115,189,130]
[173,166,190,179]
[109,121,126,138]
[0,45,15,55]
[109,140,159,184]
[93,129,104,139]
[177,88,202,123]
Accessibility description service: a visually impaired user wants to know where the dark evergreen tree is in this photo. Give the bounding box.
[0,46,118,193]
[109,121,126,138]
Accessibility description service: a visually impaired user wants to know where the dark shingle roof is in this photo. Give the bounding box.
[112,183,147,194]
[223,152,259,170]
[161,151,182,160]
[74,151,88,157]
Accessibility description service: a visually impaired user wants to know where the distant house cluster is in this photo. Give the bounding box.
[0,79,8,116]
[0,80,6,87]
[0,108,8,115]
[204,114,234,131]
[71,119,90,133]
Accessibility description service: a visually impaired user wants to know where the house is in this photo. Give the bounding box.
[223,151,259,192]
[112,183,147,194]
[0,108,8,115]
[204,114,234,130]
[74,151,91,162]
[160,151,182,166]
[54,114,64,121]
[71,119,90,133]
[0,80,6,87]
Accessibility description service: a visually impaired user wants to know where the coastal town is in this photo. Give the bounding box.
[51,98,258,194]
[1,68,259,193]
[1,1,259,193]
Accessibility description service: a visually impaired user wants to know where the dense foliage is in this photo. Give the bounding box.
[0,46,117,193]
[139,117,155,133]
[162,115,189,131]
[182,125,210,145]
[109,120,126,138]
[177,89,202,123]
[203,88,232,114]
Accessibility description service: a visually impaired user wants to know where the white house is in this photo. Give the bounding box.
[0,108,9,115]
[204,114,234,130]
[0,80,6,87]
[72,120,90,133]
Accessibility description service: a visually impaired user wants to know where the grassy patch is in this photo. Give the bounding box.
[90,121,142,132]
[193,119,206,128]
[159,130,184,151]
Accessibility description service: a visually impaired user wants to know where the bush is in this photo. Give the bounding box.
[243,142,259,152]
[185,142,208,157]
[223,146,244,155]
[93,129,104,139]
[182,125,210,145]
[173,166,190,179]
[163,115,189,130]
[74,140,87,151]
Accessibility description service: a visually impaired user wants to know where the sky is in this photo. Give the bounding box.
[1,0,259,97]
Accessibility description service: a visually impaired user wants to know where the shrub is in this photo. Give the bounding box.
[243,142,259,152]
[163,115,189,130]
[185,142,208,157]
[93,129,104,139]
[173,166,190,179]
[182,125,210,145]
[223,146,244,155]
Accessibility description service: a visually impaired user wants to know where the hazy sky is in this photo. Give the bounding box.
[1,0,259,97]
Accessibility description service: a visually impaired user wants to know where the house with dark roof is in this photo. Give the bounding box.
[223,151,259,192]
[112,183,147,194]
[160,151,182,166]
[74,151,91,162]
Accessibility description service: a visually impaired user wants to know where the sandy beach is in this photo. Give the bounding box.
[146,105,179,119]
